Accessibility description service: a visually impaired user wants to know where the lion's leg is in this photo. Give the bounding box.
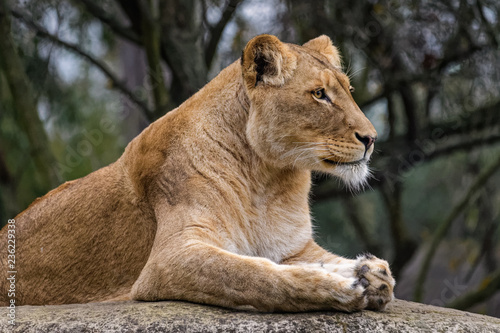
[282,240,395,310]
[131,238,368,312]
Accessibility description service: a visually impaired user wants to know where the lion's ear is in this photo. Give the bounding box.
[303,35,342,68]
[241,34,297,89]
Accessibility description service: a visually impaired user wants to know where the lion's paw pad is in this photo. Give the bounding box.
[353,253,395,311]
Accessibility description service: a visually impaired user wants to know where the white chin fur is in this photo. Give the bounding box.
[331,163,370,191]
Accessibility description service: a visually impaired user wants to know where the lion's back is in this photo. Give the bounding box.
[0,162,156,305]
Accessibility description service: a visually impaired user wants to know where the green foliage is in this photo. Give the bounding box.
[0,1,125,226]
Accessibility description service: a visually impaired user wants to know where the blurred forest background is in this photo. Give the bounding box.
[0,0,499,317]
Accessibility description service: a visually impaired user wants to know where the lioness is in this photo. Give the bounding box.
[0,34,394,312]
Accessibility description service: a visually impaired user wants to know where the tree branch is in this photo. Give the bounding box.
[399,86,418,142]
[413,153,500,302]
[159,0,208,106]
[342,197,382,256]
[140,0,171,118]
[0,145,12,186]
[427,133,500,161]
[204,0,241,69]
[0,1,60,188]
[116,0,143,38]
[312,130,500,203]
[76,0,142,45]
[434,100,500,137]
[446,269,500,311]
[357,92,385,109]
[387,93,396,141]
[313,97,500,203]
[356,42,492,113]
[379,182,417,278]
[465,219,499,282]
[10,8,153,119]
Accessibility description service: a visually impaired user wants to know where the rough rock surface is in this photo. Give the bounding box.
[1,299,499,332]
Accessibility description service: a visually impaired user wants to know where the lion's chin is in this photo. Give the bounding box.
[330,162,370,191]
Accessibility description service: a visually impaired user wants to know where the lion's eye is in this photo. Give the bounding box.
[349,85,355,93]
[312,88,327,100]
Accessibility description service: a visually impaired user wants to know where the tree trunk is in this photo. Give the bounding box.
[0,0,60,189]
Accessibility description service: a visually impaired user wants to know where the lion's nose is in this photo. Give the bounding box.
[355,133,377,150]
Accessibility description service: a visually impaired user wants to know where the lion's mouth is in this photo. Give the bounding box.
[322,158,366,166]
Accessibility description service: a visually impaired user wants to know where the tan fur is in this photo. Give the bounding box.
[0,35,394,312]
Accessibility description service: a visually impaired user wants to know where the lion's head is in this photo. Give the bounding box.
[241,34,377,190]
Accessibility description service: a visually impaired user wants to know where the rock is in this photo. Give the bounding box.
[1,299,499,332]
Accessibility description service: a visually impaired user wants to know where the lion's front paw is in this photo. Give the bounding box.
[353,253,395,311]
[341,278,369,312]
